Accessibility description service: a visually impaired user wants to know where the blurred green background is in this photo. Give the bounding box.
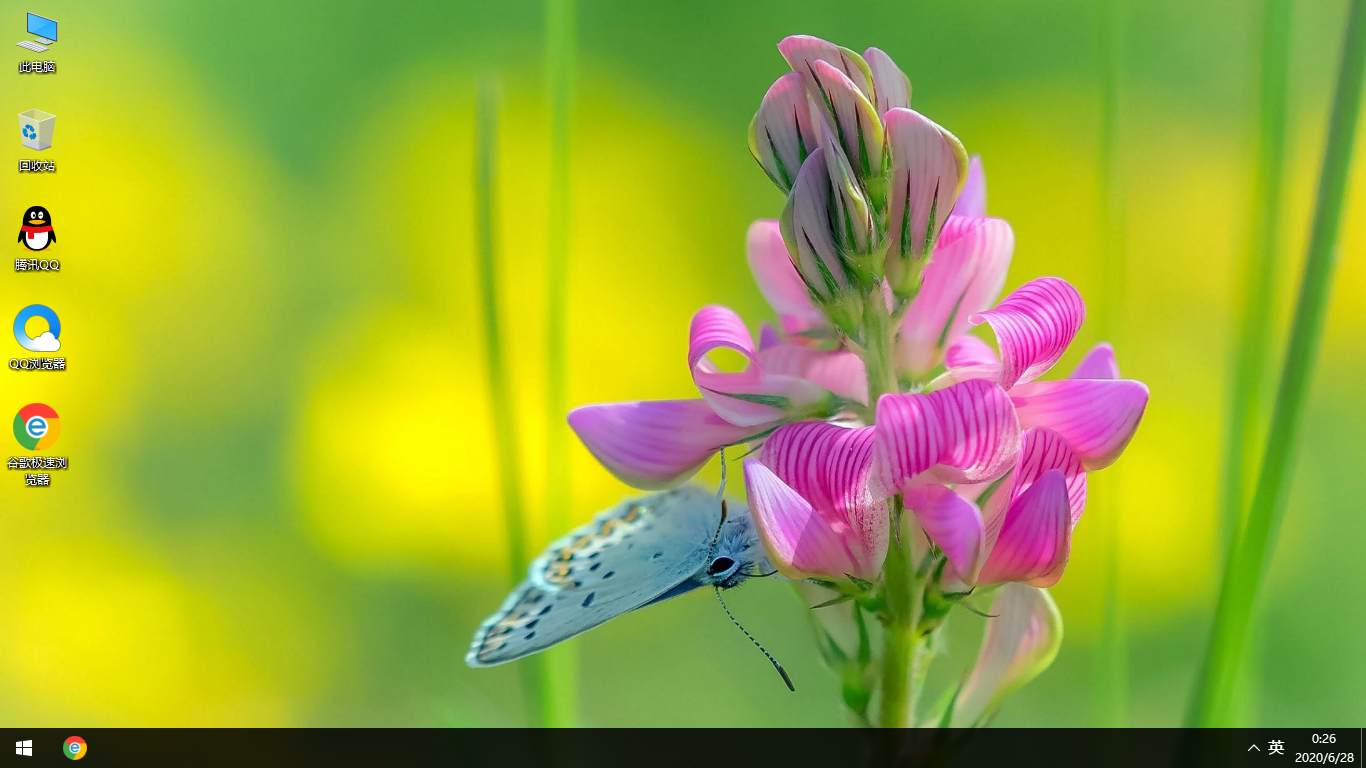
[2,0,1363,726]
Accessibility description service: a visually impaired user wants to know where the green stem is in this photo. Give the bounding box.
[858,295,921,729]
[879,504,916,728]
[1094,0,1129,728]
[475,80,545,724]
[1188,0,1366,727]
[860,295,898,405]
[539,0,578,729]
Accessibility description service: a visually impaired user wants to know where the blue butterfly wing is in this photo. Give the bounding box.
[466,486,719,667]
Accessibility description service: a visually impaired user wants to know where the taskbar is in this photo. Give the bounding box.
[2,726,1361,766]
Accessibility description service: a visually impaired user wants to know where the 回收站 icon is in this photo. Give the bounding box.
[18,109,55,151]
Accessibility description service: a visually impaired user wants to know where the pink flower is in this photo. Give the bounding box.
[973,427,1086,587]
[742,421,885,580]
[952,583,1062,726]
[743,379,1020,581]
[689,304,866,428]
[568,227,869,491]
[894,213,1013,378]
[939,279,1150,471]
[551,33,1146,722]
[893,157,1012,379]
[885,279,1149,587]
[870,379,1022,582]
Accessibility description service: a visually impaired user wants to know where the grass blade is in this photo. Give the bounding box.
[539,0,580,729]
[475,78,545,725]
[1092,0,1129,729]
[1218,0,1292,555]
[1188,0,1366,727]
[1214,0,1293,725]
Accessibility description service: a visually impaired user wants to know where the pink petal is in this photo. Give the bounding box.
[689,305,831,428]
[777,35,875,100]
[870,379,1021,496]
[748,72,820,192]
[1070,341,1120,380]
[902,484,984,583]
[567,400,755,490]
[955,155,987,218]
[896,216,1014,377]
[945,335,1000,370]
[809,59,885,183]
[752,421,886,580]
[1010,379,1149,471]
[884,108,968,298]
[977,427,1085,558]
[977,469,1072,587]
[743,459,866,580]
[757,343,868,404]
[747,219,823,324]
[953,583,1062,726]
[970,277,1085,389]
[863,46,912,115]
[1015,427,1087,526]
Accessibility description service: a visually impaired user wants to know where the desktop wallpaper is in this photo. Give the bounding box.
[2,0,1364,727]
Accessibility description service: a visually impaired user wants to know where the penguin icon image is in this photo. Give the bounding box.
[17,205,55,251]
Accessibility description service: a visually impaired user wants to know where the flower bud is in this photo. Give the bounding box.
[780,148,865,335]
[817,116,883,278]
[951,584,1062,726]
[749,72,820,193]
[884,108,968,302]
[863,47,912,115]
[778,35,875,101]
[808,59,886,189]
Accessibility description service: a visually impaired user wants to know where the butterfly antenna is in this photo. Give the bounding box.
[705,499,729,564]
[716,446,728,500]
[715,587,795,692]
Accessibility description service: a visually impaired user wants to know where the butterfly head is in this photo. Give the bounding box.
[698,500,770,590]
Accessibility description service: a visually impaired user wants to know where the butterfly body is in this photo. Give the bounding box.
[466,485,768,667]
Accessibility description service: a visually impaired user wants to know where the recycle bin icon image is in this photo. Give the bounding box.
[18,109,55,151]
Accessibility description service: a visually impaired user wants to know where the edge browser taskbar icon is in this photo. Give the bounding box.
[13,303,61,352]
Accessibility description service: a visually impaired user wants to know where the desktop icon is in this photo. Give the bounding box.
[17,206,55,251]
[13,304,61,352]
[13,404,58,451]
[16,740,33,756]
[15,12,55,52]
[18,109,55,151]
[63,736,85,761]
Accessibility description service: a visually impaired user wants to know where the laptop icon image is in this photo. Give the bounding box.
[16,13,56,53]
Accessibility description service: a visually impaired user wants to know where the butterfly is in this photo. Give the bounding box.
[465,484,793,688]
